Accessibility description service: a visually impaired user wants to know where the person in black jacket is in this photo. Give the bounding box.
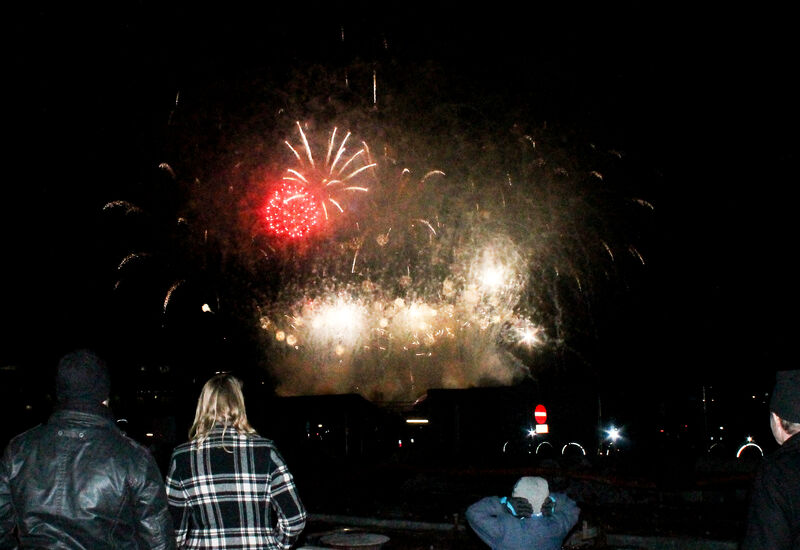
[741,369,800,550]
[0,349,174,549]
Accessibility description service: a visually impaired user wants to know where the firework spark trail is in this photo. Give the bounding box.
[159,162,176,179]
[421,170,446,182]
[285,169,309,184]
[117,253,150,270]
[296,121,315,167]
[163,280,185,314]
[329,131,350,172]
[167,90,181,126]
[629,245,645,265]
[102,201,143,215]
[340,162,374,181]
[601,241,614,261]
[334,144,362,176]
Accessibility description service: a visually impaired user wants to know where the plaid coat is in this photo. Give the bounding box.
[165,427,306,549]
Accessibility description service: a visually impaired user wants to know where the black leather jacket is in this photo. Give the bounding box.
[0,407,174,549]
[742,432,800,549]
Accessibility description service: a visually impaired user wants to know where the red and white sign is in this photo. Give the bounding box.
[534,404,547,424]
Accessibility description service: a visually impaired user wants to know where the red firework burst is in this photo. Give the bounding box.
[264,181,323,239]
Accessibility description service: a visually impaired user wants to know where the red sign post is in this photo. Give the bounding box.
[534,404,547,424]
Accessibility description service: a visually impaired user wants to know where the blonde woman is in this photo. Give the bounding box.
[165,373,306,549]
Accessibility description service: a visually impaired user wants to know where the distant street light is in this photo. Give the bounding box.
[606,426,621,442]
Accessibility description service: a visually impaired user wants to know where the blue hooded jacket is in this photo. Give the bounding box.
[466,492,579,550]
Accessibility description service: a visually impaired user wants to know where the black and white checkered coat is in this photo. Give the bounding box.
[166,427,306,549]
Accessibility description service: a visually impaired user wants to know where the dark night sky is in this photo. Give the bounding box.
[3,2,793,401]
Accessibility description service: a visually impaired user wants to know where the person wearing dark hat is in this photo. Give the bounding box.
[741,369,800,550]
[0,349,175,549]
[466,476,579,550]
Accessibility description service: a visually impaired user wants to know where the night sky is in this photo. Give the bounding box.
[3,2,793,410]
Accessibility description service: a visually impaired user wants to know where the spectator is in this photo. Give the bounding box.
[165,373,306,549]
[741,369,800,550]
[0,349,174,549]
[466,475,579,550]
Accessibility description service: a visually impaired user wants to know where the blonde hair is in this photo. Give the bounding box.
[189,373,257,443]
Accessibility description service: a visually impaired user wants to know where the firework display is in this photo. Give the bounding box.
[247,114,649,401]
[100,61,652,403]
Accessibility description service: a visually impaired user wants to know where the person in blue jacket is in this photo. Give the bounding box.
[466,476,579,550]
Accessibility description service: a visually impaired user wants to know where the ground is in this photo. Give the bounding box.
[291,454,754,548]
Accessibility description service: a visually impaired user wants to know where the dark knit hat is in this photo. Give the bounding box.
[769,369,800,423]
[56,349,111,406]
